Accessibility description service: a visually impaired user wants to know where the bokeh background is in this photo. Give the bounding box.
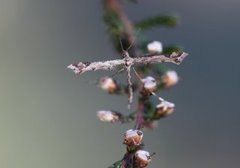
[0,0,239,168]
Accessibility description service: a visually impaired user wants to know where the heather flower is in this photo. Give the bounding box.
[123,129,143,146]
[147,41,163,53]
[161,70,179,88]
[99,77,117,93]
[156,100,175,116]
[134,150,152,167]
[97,110,121,122]
[141,76,157,92]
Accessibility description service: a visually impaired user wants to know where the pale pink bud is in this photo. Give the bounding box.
[141,76,157,92]
[147,41,163,53]
[156,100,175,116]
[161,70,179,88]
[123,129,143,146]
[99,77,117,93]
[134,150,152,167]
[96,110,120,122]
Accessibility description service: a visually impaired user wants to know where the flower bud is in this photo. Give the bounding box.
[96,110,121,122]
[141,76,157,92]
[99,77,117,93]
[161,70,179,88]
[123,129,143,146]
[156,100,175,116]
[134,150,152,167]
[147,41,163,53]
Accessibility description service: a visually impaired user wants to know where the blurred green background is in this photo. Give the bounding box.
[0,0,239,168]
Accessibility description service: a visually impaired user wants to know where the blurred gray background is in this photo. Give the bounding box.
[0,0,239,168]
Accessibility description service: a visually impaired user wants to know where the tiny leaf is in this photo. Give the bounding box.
[135,15,178,30]
[108,160,122,168]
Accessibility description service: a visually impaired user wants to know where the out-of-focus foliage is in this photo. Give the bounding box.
[135,15,178,30]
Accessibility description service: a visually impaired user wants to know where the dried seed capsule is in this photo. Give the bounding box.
[134,150,152,167]
[99,77,117,93]
[161,70,179,88]
[123,129,143,146]
[147,41,163,53]
[156,100,175,116]
[96,110,121,122]
[141,76,157,92]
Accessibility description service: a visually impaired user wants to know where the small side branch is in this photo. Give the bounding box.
[68,52,188,75]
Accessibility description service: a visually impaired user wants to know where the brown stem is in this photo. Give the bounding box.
[104,0,142,129]
[103,0,138,56]
[134,97,144,129]
[104,0,135,43]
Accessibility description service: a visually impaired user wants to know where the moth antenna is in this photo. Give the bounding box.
[126,41,134,52]
[126,28,141,52]
[119,37,125,51]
